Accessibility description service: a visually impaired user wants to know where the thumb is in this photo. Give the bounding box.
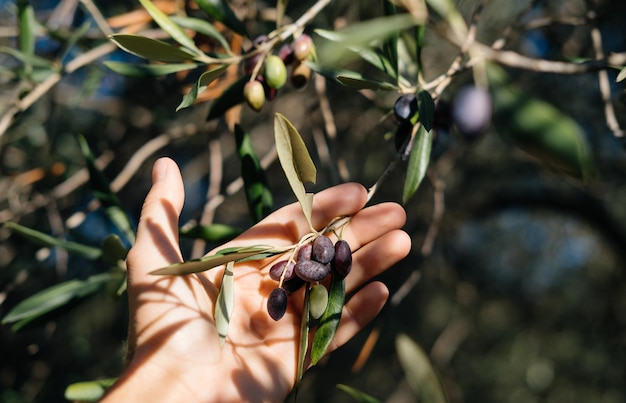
[126,157,185,287]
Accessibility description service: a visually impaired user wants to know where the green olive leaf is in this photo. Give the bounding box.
[194,0,248,37]
[274,113,317,232]
[396,333,448,403]
[3,221,102,260]
[215,261,235,346]
[102,234,129,264]
[296,285,311,383]
[402,125,432,204]
[417,90,435,131]
[235,124,273,223]
[276,0,289,28]
[177,65,228,111]
[424,0,467,43]
[616,66,626,82]
[104,61,198,77]
[336,384,383,403]
[138,0,201,54]
[311,274,345,365]
[2,273,111,331]
[64,378,117,402]
[170,15,231,53]
[179,223,242,242]
[150,245,283,275]
[109,34,199,62]
[336,75,398,91]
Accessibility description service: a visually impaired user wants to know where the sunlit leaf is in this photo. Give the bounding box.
[488,64,596,181]
[207,74,247,120]
[170,15,231,53]
[77,135,135,244]
[402,125,432,204]
[104,61,198,77]
[215,261,235,346]
[616,66,626,82]
[2,273,111,330]
[336,384,382,403]
[64,378,117,402]
[138,0,201,54]
[336,75,398,91]
[177,65,228,111]
[195,0,248,37]
[274,113,317,232]
[109,34,198,62]
[296,285,311,382]
[315,14,422,68]
[179,223,242,242]
[311,275,345,365]
[417,90,435,131]
[150,245,282,275]
[396,334,448,403]
[235,124,273,223]
[3,221,101,260]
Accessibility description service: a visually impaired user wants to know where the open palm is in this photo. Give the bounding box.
[103,158,410,402]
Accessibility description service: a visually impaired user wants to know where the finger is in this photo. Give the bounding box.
[325,281,389,355]
[345,229,411,293]
[126,157,185,287]
[340,202,408,251]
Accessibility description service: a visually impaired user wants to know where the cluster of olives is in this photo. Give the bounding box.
[391,85,493,151]
[266,236,352,321]
[243,34,315,112]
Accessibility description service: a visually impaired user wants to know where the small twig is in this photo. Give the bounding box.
[421,169,445,256]
[79,0,113,36]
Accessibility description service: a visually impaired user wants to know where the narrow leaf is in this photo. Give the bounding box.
[177,65,228,111]
[109,34,198,62]
[195,0,248,37]
[296,285,311,382]
[138,0,201,54]
[402,125,432,204]
[235,124,273,222]
[383,0,399,79]
[207,74,247,120]
[336,384,382,403]
[65,378,117,402]
[4,222,101,260]
[215,261,235,346]
[417,90,435,131]
[0,46,55,69]
[104,61,198,77]
[336,75,398,91]
[311,275,345,365]
[17,0,36,58]
[396,334,448,403]
[170,16,231,52]
[2,273,111,328]
[179,223,242,242]
[276,0,289,28]
[102,234,129,264]
[150,245,281,275]
[616,66,626,83]
[274,113,317,231]
[78,135,135,243]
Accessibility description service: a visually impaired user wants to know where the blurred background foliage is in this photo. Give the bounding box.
[0,0,625,402]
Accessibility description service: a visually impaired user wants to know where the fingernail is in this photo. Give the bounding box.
[153,158,167,183]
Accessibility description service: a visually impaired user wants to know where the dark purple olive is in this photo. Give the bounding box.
[452,86,492,141]
[312,236,334,264]
[282,276,306,293]
[295,259,331,282]
[269,260,295,281]
[332,240,352,279]
[395,121,413,152]
[297,243,312,261]
[267,288,288,321]
[394,94,418,122]
[278,44,294,65]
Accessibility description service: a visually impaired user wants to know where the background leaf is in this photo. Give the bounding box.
[195,0,249,37]
[138,0,201,54]
[215,261,235,345]
[336,75,398,91]
[396,333,448,403]
[311,275,345,364]
[402,126,433,204]
[235,124,273,223]
[274,113,317,231]
[109,34,199,62]
[177,65,228,111]
[336,384,382,403]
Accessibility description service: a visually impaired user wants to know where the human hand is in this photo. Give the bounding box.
[102,157,411,402]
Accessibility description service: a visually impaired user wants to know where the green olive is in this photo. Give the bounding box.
[309,283,329,320]
[244,80,265,112]
[264,55,287,89]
